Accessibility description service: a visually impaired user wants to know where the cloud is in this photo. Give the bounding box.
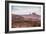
[11,6,41,15]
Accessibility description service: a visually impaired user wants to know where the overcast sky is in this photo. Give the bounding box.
[11,6,41,15]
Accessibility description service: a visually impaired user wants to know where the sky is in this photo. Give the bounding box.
[11,6,41,15]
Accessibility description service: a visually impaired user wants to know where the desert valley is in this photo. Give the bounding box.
[12,13,41,28]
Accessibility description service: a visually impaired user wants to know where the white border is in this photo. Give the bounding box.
[9,3,43,31]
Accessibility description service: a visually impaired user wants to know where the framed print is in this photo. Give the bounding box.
[5,1,45,33]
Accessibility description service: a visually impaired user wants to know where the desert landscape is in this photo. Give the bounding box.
[11,6,41,28]
[12,13,41,28]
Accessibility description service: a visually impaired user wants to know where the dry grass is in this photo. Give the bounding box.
[12,20,41,28]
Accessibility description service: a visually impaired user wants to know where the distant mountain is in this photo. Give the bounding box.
[20,13,41,21]
[12,13,41,21]
[21,13,40,17]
